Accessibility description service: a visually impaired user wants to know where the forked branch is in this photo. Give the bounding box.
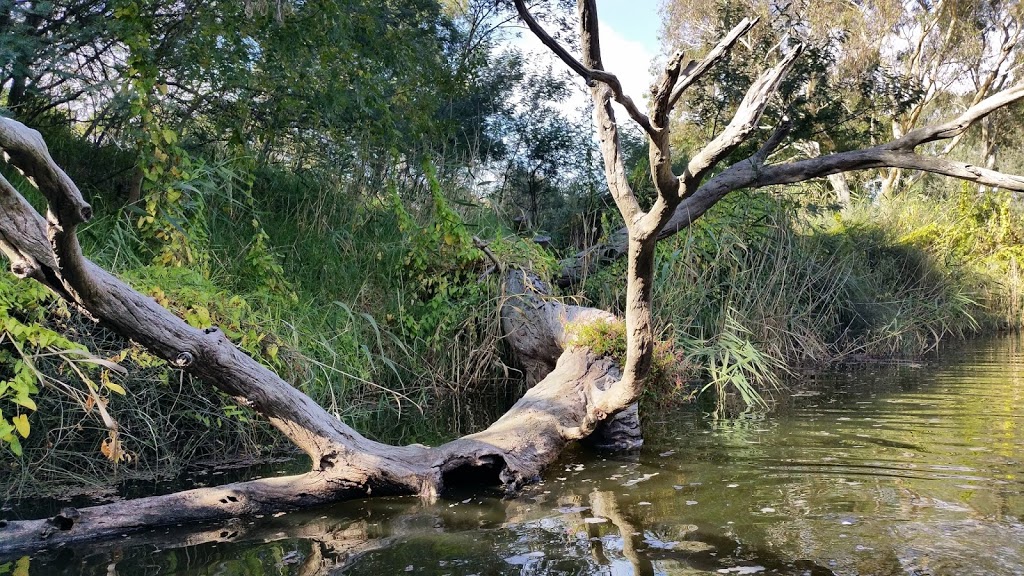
[661,83,1024,237]
[894,83,1024,149]
[682,44,804,195]
[667,18,758,110]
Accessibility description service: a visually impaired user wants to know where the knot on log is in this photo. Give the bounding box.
[174,352,194,367]
[234,395,255,408]
[317,450,339,471]
[203,326,220,335]
[50,507,80,531]
[10,259,37,279]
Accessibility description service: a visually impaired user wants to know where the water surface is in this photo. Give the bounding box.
[7,336,1024,575]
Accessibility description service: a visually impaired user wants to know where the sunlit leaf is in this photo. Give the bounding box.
[103,380,127,396]
[12,414,29,438]
[11,396,36,411]
[13,556,29,576]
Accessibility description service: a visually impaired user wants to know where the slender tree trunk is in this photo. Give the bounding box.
[879,167,901,200]
[828,172,852,208]
[979,117,999,194]
[614,237,657,405]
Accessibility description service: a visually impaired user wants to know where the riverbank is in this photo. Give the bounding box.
[2,139,1022,497]
[586,189,1024,414]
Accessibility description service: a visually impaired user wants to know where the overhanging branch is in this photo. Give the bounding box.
[895,83,1024,149]
[511,0,654,136]
[682,44,804,195]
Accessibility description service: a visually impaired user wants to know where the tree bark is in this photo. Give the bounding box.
[828,172,852,208]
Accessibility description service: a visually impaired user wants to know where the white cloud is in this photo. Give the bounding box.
[597,22,657,113]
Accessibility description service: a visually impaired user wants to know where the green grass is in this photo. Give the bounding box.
[0,136,529,497]
[584,188,1023,415]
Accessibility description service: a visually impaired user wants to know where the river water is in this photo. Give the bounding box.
[7,336,1024,575]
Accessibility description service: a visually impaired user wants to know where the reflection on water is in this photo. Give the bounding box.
[10,336,1024,575]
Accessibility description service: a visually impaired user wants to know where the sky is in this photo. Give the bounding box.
[510,0,663,116]
[596,0,663,55]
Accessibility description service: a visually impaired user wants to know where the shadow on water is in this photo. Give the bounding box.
[5,335,1024,575]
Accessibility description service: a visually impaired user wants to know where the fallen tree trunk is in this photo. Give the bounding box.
[0,117,639,554]
[0,310,625,554]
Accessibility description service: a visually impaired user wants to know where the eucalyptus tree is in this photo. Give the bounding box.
[3,0,1024,552]
[662,0,1023,199]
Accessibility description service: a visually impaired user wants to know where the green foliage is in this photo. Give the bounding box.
[567,318,627,363]
[122,266,286,368]
[0,276,74,456]
[567,318,687,397]
[681,313,784,418]
[487,235,560,280]
[393,162,485,338]
[854,189,1024,330]
[0,556,30,576]
[5,0,1023,496]
[0,274,136,462]
[114,2,208,267]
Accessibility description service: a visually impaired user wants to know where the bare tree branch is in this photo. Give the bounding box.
[510,0,591,79]
[660,84,1024,237]
[940,15,1022,155]
[667,18,758,111]
[751,120,793,164]
[682,44,804,195]
[650,50,687,127]
[574,0,641,226]
[511,0,654,136]
[895,83,1024,149]
[761,149,1024,191]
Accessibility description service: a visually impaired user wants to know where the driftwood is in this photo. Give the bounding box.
[4,0,1024,556]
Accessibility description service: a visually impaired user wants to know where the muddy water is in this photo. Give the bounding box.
[8,336,1024,575]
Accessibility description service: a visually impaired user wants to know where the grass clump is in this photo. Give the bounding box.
[566,318,689,401]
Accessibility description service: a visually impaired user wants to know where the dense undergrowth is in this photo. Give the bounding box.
[1,124,1022,498]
